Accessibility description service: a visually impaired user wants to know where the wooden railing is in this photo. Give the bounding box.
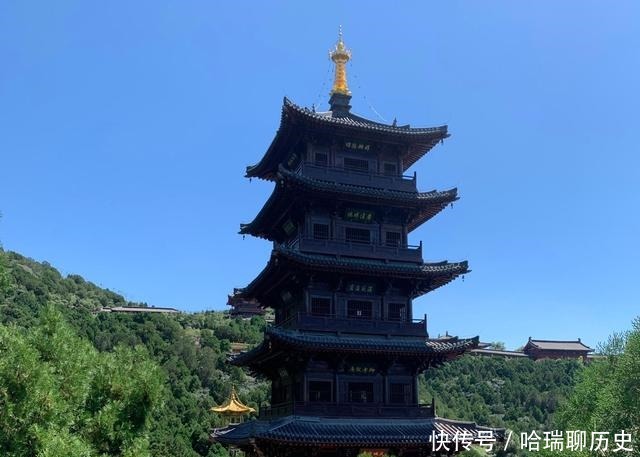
[277,312,428,337]
[285,237,423,263]
[299,163,417,193]
[259,401,435,419]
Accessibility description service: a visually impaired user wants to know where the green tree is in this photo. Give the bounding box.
[0,306,163,457]
[557,317,640,456]
[0,249,10,299]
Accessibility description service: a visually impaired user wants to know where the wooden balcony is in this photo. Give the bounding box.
[279,312,428,337]
[290,237,423,263]
[259,401,435,419]
[299,163,417,193]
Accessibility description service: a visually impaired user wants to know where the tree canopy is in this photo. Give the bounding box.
[0,306,163,457]
[557,318,640,456]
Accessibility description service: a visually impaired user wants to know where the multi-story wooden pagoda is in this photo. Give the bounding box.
[213,31,502,457]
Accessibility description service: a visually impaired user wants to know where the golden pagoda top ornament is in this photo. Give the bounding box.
[329,26,352,96]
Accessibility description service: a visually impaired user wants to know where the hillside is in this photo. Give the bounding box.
[421,355,582,434]
[0,249,584,456]
[0,249,268,457]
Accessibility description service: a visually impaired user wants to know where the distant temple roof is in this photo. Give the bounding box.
[470,348,529,358]
[211,387,256,415]
[213,415,504,447]
[245,98,449,180]
[524,338,593,352]
[232,327,478,367]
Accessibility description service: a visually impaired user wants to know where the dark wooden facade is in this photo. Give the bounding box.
[212,35,502,457]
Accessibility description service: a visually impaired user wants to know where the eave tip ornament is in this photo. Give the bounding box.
[329,26,352,96]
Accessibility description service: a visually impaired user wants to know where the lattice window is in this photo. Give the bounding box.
[310,297,332,316]
[385,231,402,247]
[383,162,397,176]
[348,382,374,403]
[343,157,369,172]
[347,300,373,319]
[345,227,370,244]
[314,152,328,166]
[308,381,332,402]
[313,223,330,240]
[388,302,407,322]
[389,383,411,404]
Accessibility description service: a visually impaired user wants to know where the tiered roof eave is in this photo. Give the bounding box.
[237,245,469,302]
[245,98,450,180]
[239,166,458,240]
[231,326,480,369]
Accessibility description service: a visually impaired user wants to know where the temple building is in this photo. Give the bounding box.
[212,31,503,456]
[523,338,593,361]
[227,289,266,319]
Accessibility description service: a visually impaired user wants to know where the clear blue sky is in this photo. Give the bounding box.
[1,1,638,350]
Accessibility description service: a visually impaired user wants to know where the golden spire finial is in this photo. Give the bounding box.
[329,26,351,96]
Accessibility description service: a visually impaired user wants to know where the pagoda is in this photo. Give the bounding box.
[213,31,503,457]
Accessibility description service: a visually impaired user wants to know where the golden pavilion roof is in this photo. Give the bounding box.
[211,386,256,415]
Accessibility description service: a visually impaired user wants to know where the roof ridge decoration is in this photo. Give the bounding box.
[530,338,584,343]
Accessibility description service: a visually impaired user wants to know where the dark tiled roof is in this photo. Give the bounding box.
[239,245,468,301]
[240,167,456,238]
[525,339,593,352]
[280,166,457,204]
[470,348,528,358]
[232,327,478,366]
[213,415,504,446]
[246,98,450,179]
[284,98,448,137]
[273,245,468,276]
